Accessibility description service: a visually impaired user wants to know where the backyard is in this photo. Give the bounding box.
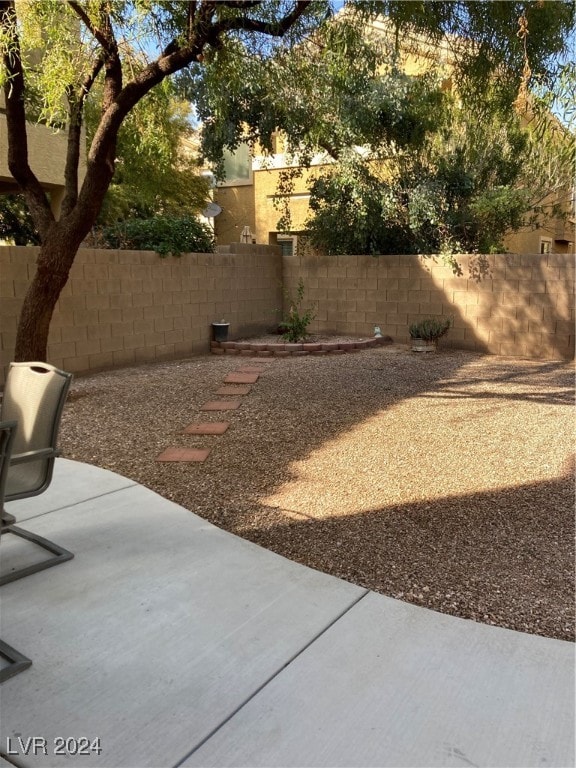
[59,343,575,642]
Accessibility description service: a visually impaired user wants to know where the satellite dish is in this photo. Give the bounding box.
[202,202,222,218]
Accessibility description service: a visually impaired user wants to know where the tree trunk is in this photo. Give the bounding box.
[13,226,84,362]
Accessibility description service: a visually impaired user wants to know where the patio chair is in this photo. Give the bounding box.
[0,419,32,682]
[0,362,74,587]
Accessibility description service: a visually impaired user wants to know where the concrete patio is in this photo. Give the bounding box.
[1,459,574,768]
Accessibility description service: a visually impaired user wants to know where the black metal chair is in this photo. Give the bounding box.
[0,362,74,586]
[0,419,32,682]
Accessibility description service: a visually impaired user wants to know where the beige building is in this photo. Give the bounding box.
[213,134,574,258]
[0,94,86,220]
[503,191,575,255]
[213,18,574,257]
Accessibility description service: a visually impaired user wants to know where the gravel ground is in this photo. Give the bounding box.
[59,342,575,642]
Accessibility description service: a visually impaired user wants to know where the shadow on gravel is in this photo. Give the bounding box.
[59,346,575,640]
[422,359,574,406]
[248,471,575,642]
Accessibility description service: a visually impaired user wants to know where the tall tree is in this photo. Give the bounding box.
[0,0,321,361]
[303,94,534,258]
[195,2,573,253]
[1,1,573,361]
[196,2,574,164]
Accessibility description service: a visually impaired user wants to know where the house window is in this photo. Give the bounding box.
[220,144,252,186]
[539,238,552,255]
[277,237,295,257]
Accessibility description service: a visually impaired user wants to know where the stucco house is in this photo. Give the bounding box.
[0,93,87,221]
[211,17,575,257]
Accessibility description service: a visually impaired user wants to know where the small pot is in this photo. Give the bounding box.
[212,322,230,342]
[411,337,437,353]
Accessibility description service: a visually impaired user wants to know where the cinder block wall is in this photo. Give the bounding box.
[2,247,573,385]
[283,252,575,360]
[1,245,282,384]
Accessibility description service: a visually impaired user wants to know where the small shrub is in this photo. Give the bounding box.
[409,317,451,341]
[281,279,316,343]
[99,216,214,256]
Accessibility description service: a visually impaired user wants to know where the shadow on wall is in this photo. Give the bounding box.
[283,252,575,360]
[463,253,575,360]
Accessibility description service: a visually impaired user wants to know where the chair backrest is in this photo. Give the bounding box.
[0,420,17,512]
[1,362,72,500]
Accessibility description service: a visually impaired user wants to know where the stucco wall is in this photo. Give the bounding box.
[0,245,283,384]
[283,252,575,360]
[0,111,86,205]
[214,165,318,246]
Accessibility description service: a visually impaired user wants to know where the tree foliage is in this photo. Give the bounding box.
[99,215,214,256]
[193,1,574,257]
[305,95,533,256]
[86,78,210,225]
[196,1,575,166]
[0,0,322,361]
[1,1,574,361]
[0,194,40,245]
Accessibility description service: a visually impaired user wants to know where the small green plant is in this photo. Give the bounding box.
[409,317,451,341]
[281,279,316,342]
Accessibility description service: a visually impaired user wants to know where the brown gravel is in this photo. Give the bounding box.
[59,343,575,642]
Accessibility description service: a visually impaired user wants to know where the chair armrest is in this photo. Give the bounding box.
[10,448,60,465]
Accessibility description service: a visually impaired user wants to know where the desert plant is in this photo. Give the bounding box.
[281,279,316,343]
[409,317,451,341]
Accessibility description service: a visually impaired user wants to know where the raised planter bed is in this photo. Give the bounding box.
[211,336,392,358]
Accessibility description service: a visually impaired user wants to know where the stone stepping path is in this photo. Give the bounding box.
[223,373,260,384]
[201,399,243,411]
[156,447,212,463]
[235,366,266,373]
[155,366,267,463]
[182,422,230,435]
[215,385,252,396]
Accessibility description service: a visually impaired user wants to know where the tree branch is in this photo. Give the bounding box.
[209,0,312,39]
[318,140,341,162]
[68,0,114,54]
[218,1,263,8]
[0,0,53,236]
[68,0,122,109]
[72,0,314,234]
[60,56,105,218]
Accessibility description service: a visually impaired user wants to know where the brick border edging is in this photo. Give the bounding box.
[210,337,393,357]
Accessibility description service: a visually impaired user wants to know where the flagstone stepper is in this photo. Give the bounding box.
[215,385,252,396]
[156,447,211,462]
[235,366,266,373]
[223,373,260,384]
[201,399,243,411]
[182,422,230,435]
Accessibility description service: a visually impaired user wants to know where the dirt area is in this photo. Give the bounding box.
[60,343,575,642]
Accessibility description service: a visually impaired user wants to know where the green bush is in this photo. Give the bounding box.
[409,317,451,341]
[99,216,214,256]
[281,279,316,343]
[0,195,40,245]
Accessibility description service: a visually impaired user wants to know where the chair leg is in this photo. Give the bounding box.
[0,639,32,683]
[0,525,74,586]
